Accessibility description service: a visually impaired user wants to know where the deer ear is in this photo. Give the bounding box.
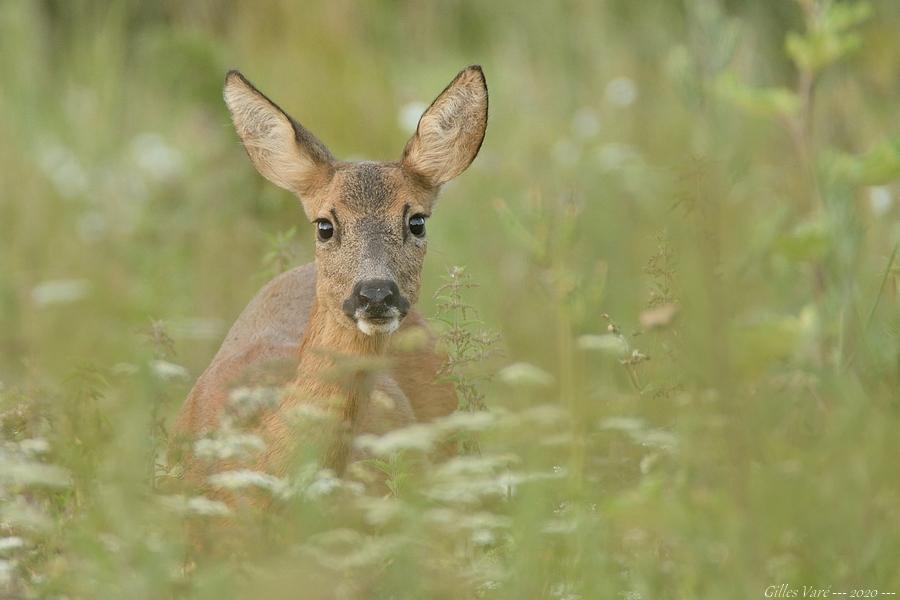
[401,65,488,188]
[224,70,334,205]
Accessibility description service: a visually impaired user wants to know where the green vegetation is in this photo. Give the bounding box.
[1,1,898,598]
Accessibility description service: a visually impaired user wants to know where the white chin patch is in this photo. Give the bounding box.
[357,318,400,336]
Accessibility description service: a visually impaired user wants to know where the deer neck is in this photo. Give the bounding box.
[298,297,389,362]
[277,297,389,471]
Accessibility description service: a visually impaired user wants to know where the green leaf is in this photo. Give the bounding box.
[855,139,900,185]
[732,314,806,375]
[714,72,800,118]
[776,219,830,262]
[825,1,872,32]
[786,1,871,73]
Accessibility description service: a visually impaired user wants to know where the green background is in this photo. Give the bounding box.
[0,1,898,598]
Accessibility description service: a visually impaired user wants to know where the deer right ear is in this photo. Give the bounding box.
[223,70,334,207]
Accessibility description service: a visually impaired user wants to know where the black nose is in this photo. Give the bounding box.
[343,279,406,319]
[358,280,396,308]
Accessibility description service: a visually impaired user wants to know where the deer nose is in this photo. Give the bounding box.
[343,278,404,320]
[358,280,396,307]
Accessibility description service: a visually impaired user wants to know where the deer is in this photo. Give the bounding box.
[171,66,489,495]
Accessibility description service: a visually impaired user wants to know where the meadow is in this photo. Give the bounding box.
[0,1,898,598]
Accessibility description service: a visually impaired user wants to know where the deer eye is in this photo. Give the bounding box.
[315,219,334,241]
[408,214,426,238]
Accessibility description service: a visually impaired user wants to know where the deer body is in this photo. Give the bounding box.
[173,66,488,484]
[174,263,455,476]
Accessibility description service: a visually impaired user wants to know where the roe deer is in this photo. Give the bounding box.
[172,66,488,490]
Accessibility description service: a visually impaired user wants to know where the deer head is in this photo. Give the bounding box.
[223,66,488,337]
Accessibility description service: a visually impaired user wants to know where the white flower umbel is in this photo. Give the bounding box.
[207,469,288,498]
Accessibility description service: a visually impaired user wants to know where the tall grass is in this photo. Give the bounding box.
[1,0,898,597]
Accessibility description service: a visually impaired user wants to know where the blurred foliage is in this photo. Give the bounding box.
[1,0,899,598]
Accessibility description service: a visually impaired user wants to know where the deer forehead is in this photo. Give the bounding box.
[322,162,433,219]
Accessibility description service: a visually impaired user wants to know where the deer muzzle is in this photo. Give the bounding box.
[342,279,409,336]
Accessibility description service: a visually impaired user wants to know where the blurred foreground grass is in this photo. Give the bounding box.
[1,1,898,598]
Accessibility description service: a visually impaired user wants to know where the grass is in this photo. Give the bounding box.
[0,0,898,598]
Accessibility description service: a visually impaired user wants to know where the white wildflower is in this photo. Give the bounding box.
[630,428,679,452]
[572,107,600,139]
[17,438,50,456]
[494,467,569,499]
[498,362,555,387]
[550,581,583,600]
[194,431,266,461]
[183,496,231,517]
[577,334,628,356]
[303,469,344,499]
[355,423,438,456]
[431,454,518,480]
[640,452,659,474]
[868,186,893,216]
[228,386,280,420]
[425,474,509,504]
[0,453,71,488]
[600,418,679,453]
[286,403,335,426]
[433,410,496,434]
[594,143,638,171]
[160,494,231,517]
[598,417,645,432]
[0,537,25,554]
[354,412,494,456]
[605,76,638,106]
[36,139,89,198]
[425,508,511,531]
[0,497,53,532]
[208,469,287,496]
[131,132,183,181]
[471,529,495,546]
[150,360,189,381]
[298,529,406,570]
[31,279,91,307]
[356,496,407,526]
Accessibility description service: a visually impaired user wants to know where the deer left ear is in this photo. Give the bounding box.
[401,65,488,188]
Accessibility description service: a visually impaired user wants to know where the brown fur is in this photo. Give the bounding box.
[172,66,488,490]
